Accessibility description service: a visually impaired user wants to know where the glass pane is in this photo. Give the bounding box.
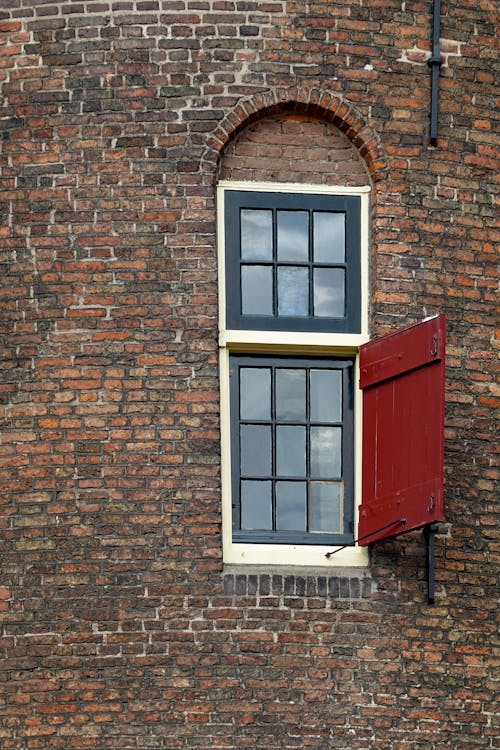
[276,425,306,477]
[313,267,345,317]
[310,426,341,478]
[276,369,306,421]
[309,481,343,532]
[277,211,309,261]
[240,425,271,476]
[310,369,342,423]
[241,209,273,260]
[241,265,273,315]
[276,481,307,531]
[241,480,272,529]
[313,212,345,263]
[240,368,271,421]
[278,266,308,316]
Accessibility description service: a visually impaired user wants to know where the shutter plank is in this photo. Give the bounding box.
[358,315,445,545]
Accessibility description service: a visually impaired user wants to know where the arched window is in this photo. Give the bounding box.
[218,115,371,567]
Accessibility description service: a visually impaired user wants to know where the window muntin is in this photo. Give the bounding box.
[230,355,354,546]
[225,191,361,333]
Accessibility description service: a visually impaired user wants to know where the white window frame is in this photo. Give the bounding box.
[218,180,370,567]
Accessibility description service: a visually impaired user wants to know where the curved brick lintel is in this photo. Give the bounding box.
[202,88,389,184]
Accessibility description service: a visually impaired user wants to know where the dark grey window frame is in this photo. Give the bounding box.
[230,354,355,546]
[224,190,361,333]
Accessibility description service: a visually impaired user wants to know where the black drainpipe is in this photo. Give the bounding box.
[428,0,442,146]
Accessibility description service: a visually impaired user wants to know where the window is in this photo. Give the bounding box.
[224,190,361,333]
[231,356,354,545]
[218,182,370,567]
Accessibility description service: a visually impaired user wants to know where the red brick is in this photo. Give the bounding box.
[0,4,496,750]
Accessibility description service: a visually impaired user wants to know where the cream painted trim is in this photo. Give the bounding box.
[220,330,368,354]
[225,544,368,567]
[218,179,371,195]
[216,186,228,332]
[219,345,233,562]
[218,180,370,569]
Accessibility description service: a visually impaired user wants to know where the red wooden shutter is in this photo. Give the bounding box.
[358,315,445,545]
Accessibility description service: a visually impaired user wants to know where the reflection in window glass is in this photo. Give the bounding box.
[310,426,342,478]
[313,268,345,317]
[276,425,306,477]
[240,424,271,476]
[310,369,342,423]
[277,211,309,261]
[313,212,345,263]
[241,480,272,529]
[278,266,308,316]
[241,209,273,260]
[276,369,306,421]
[241,266,273,315]
[309,481,343,532]
[240,368,271,421]
[276,481,307,531]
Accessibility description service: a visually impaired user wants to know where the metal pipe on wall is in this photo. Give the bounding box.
[428,0,442,146]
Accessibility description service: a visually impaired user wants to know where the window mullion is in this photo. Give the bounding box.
[272,208,277,318]
[306,366,311,532]
[271,363,276,532]
[308,209,313,317]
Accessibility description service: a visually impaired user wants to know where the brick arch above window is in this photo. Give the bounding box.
[201,88,388,184]
[218,114,370,188]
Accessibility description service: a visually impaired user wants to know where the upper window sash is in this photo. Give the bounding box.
[224,190,362,334]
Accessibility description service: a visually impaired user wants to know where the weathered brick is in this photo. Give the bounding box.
[0,3,496,749]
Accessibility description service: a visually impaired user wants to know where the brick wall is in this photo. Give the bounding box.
[0,2,498,748]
